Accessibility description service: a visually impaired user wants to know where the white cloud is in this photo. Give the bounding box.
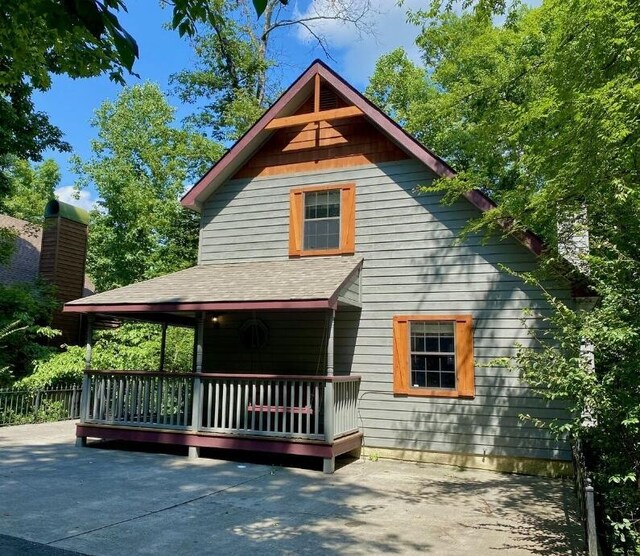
[292,0,542,88]
[293,0,425,88]
[55,186,96,213]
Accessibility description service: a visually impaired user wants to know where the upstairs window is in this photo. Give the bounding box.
[393,315,475,398]
[304,189,341,250]
[289,184,355,257]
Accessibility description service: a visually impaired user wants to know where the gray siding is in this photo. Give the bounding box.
[338,269,361,307]
[199,159,571,461]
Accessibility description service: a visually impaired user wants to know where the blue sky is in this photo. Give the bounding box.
[33,1,425,210]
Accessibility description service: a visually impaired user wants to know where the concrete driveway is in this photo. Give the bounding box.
[0,421,583,555]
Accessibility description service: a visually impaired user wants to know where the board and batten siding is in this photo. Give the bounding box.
[199,158,571,462]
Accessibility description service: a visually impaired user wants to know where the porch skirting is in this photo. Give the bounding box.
[77,423,363,461]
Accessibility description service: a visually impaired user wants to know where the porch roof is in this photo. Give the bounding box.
[63,257,363,318]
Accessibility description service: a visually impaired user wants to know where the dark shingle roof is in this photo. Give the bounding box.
[65,257,362,309]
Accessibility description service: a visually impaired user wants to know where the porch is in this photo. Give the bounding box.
[65,257,364,473]
[76,370,362,472]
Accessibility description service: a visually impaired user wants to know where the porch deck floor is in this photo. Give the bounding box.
[0,421,584,555]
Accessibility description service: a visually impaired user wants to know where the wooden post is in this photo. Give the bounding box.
[323,309,336,473]
[159,322,167,372]
[76,315,93,447]
[189,312,205,459]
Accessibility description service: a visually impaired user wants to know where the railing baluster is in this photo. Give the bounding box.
[283,381,288,434]
[251,382,256,431]
[221,381,228,430]
[243,382,249,431]
[234,381,241,430]
[228,381,234,429]
[297,381,303,434]
[176,379,182,427]
[273,380,280,432]
[304,382,311,434]
[104,378,111,420]
[289,381,295,434]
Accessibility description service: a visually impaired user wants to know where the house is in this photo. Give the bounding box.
[0,201,93,345]
[64,61,572,475]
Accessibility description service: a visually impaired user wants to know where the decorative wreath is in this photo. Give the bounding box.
[239,318,269,350]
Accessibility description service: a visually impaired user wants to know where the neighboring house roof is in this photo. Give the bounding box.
[64,257,363,314]
[0,214,95,294]
[0,215,42,285]
[181,59,543,256]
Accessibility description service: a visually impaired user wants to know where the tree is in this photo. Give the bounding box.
[0,0,139,194]
[2,159,61,224]
[171,0,374,141]
[0,281,59,386]
[73,82,222,291]
[21,322,194,389]
[367,1,640,549]
[0,0,287,196]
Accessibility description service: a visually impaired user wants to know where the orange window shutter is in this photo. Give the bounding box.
[393,317,409,394]
[340,184,356,254]
[456,317,475,398]
[289,190,303,256]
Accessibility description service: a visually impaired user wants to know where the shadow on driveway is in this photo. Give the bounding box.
[0,421,584,555]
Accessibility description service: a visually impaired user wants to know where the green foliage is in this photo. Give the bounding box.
[171,0,274,142]
[0,1,138,194]
[171,0,374,142]
[73,82,223,290]
[0,282,59,386]
[21,323,194,389]
[368,1,640,549]
[3,159,61,224]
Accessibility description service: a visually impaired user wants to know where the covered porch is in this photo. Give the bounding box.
[64,257,363,473]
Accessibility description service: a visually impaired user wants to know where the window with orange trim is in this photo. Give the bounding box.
[289,183,355,257]
[393,315,475,398]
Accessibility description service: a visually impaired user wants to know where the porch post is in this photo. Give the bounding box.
[76,315,94,447]
[189,312,205,459]
[159,322,167,372]
[323,309,336,473]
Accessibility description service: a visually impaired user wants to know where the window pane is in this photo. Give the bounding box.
[316,202,328,218]
[425,355,440,371]
[426,372,441,388]
[303,190,341,251]
[409,320,457,391]
[411,355,426,371]
[442,355,455,372]
[411,334,425,352]
[441,372,456,389]
[424,335,439,352]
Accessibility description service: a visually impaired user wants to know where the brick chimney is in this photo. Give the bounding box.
[38,200,90,345]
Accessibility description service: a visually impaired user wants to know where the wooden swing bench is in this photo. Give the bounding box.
[246,404,314,415]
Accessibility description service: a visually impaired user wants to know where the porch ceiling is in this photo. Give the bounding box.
[63,257,363,318]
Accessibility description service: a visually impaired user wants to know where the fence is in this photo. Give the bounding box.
[572,440,600,556]
[0,383,81,426]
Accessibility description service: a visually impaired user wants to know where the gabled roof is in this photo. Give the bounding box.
[64,257,363,315]
[181,59,543,256]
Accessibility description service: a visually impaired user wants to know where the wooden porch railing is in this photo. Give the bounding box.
[84,371,193,429]
[81,371,360,442]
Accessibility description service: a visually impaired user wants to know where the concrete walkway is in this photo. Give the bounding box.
[0,421,583,555]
